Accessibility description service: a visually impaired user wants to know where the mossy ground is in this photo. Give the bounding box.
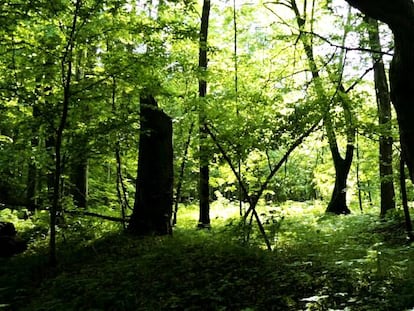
[1,201,414,310]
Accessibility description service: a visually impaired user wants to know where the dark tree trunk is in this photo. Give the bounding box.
[365,17,395,216]
[49,0,81,266]
[198,0,211,229]
[345,0,414,181]
[128,95,173,236]
[325,148,352,214]
[323,107,354,215]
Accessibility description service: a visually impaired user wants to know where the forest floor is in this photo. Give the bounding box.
[1,200,414,311]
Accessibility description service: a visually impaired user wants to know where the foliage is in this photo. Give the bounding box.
[0,0,399,213]
[0,1,412,309]
[1,202,414,310]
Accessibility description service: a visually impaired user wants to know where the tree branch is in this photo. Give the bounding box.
[64,210,127,222]
[302,30,394,56]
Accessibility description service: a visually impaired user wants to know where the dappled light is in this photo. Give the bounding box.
[1,203,414,310]
[1,0,414,310]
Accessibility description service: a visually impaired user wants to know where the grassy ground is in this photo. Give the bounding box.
[1,200,414,310]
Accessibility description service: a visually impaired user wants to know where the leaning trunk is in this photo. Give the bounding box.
[290,0,355,214]
[323,108,354,214]
[326,153,352,214]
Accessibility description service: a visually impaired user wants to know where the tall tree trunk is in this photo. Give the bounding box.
[365,17,395,216]
[128,95,173,236]
[198,0,211,229]
[326,84,355,215]
[49,0,80,265]
[325,132,353,214]
[344,0,414,182]
[291,0,354,214]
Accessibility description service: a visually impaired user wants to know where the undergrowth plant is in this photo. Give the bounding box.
[1,201,413,310]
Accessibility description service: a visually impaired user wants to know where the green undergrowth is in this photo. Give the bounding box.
[1,202,414,310]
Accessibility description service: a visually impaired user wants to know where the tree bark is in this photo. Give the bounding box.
[323,88,354,214]
[345,0,414,181]
[325,140,353,214]
[291,0,354,214]
[49,0,81,265]
[128,95,173,236]
[365,17,395,216]
[198,0,211,228]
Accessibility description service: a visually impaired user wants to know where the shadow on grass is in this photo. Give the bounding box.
[1,209,414,311]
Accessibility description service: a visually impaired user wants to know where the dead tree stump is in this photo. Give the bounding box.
[128,95,173,235]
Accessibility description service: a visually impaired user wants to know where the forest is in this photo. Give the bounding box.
[1,0,414,310]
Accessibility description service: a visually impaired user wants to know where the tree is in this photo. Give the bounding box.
[198,0,211,229]
[344,0,414,181]
[49,0,82,265]
[289,0,355,214]
[4,0,413,239]
[365,17,395,216]
[206,117,320,250]
[128,95,173,236]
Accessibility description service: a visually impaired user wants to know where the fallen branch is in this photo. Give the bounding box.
[244,119,322,219]
[64,210,127,223]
